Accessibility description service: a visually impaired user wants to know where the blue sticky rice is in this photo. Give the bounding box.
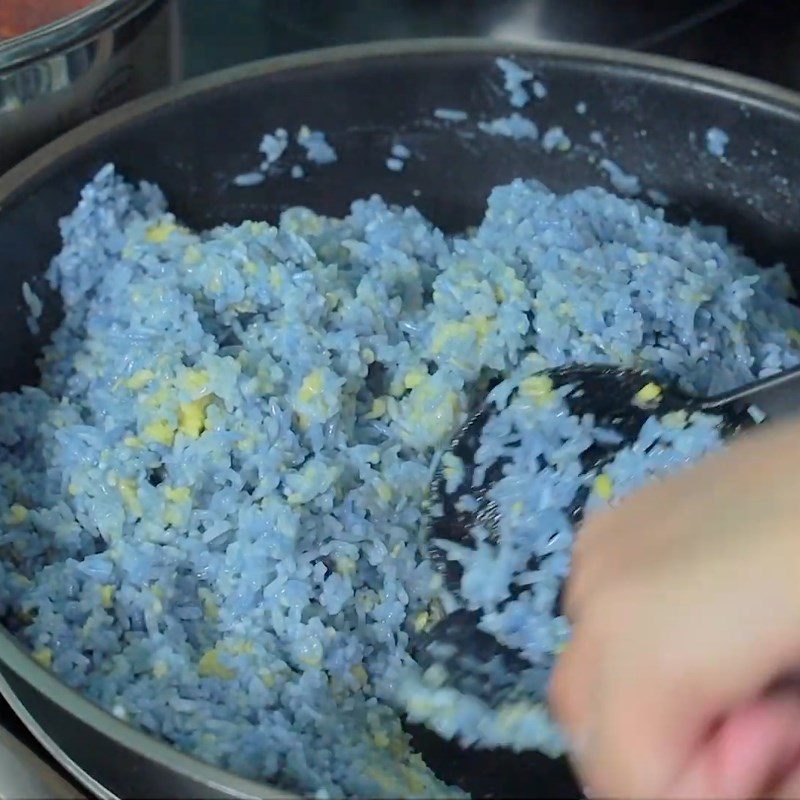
[598,157,643,196]
[495,57,535,108]
[259,128,289,170]
[1,165,799,796]
[478,113,539,141]
[21,281,43,335]
[706,126,730,158]
[234,127,337,187]
[297,126,337,165]
[541,126,572,153]
[433,108,469,122]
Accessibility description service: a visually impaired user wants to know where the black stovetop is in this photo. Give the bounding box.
[179,0,800,91]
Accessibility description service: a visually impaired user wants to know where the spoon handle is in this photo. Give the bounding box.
[700,362,800,421]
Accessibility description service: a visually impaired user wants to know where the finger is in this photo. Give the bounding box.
[566,482,694,622]
[569,571,724,798]
[549,619,605,759]
[775,764,800,800]
[563,512,621,622]
[574,559,800,799]
[577,636,707,798]
[668,691,800,800]
[565,508,659,623]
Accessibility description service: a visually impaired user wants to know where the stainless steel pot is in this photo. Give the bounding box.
[0,724,82,799]
[0,0,179,175]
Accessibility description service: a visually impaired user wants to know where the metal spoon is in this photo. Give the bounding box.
[413,361,800,714]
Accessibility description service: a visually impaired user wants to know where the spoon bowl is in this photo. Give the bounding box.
[412,361,800,725]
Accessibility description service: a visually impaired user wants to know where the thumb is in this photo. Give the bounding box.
[669,690,800,800]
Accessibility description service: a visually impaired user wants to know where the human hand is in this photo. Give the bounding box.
[550,420,800,799]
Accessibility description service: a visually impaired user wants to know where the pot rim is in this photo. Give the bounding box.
[0,0,162,73]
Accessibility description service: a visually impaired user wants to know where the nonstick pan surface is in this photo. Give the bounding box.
[2,38,800,800]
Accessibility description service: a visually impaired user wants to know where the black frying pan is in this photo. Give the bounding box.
[1,38,800,800]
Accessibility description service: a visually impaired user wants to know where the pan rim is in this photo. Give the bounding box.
[1,35,799,798]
